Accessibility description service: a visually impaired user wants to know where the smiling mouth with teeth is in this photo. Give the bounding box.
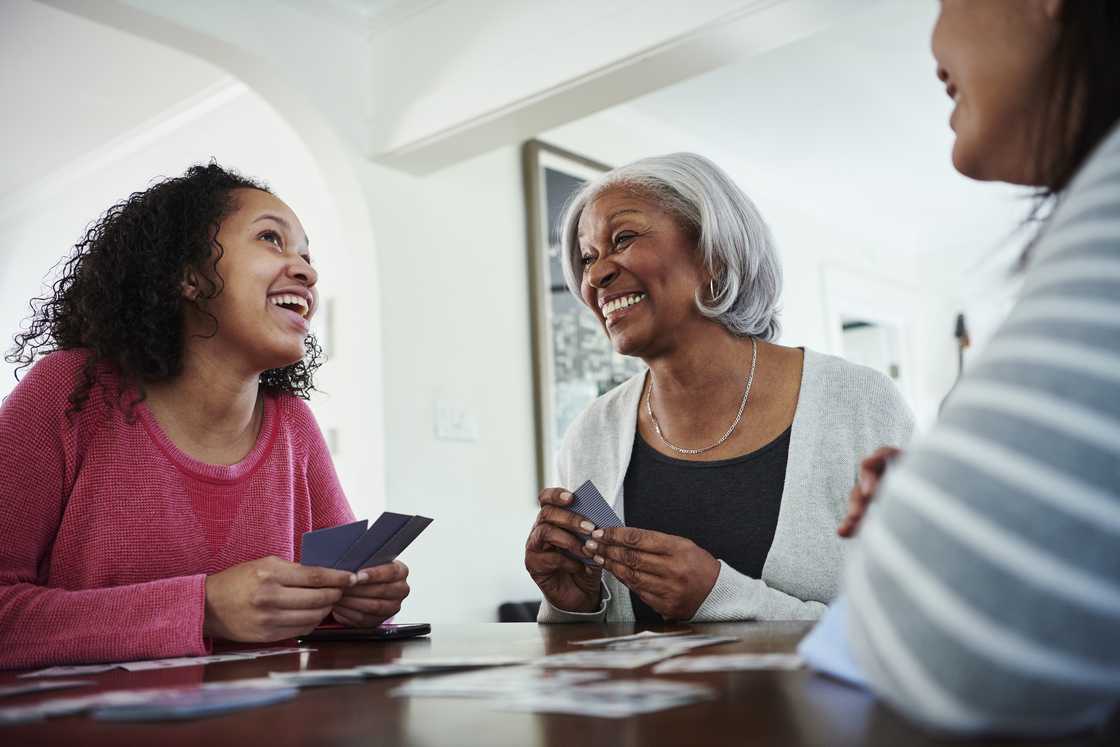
[602,293,646,319]
[269,293,310,318]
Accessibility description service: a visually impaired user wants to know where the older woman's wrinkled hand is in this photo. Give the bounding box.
[525,487,604,613]
[585,527,720,621]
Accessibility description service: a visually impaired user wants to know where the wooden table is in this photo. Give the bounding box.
[2,622,1115,746]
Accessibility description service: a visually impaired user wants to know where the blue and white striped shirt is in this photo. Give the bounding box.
[845,122,1120,736]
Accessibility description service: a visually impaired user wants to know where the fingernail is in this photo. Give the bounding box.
[348,573,359,585]
[593,555,605,566]
[579,521,595,532]
[859,476,872,495]
[561,492,573,503]
[585,540,598,551]
[357,571,369,583]
[591,529,604,539]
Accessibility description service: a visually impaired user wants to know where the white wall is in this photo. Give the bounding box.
[0,83,385,521]
[360,148,544,621]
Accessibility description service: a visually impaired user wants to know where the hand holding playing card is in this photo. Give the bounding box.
[331,560,410,628]
[585,527,720,621]
[203,556,358,642]
[524,487,604,613]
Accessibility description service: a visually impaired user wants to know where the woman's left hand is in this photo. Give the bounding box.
[584,527,720,621]
[331,561,410,628]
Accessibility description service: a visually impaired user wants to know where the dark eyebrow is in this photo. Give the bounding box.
[576,208,645,247]
[253,214,310,249]
[252,213,291,230]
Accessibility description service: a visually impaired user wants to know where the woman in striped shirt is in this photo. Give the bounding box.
[835,0,1120,736]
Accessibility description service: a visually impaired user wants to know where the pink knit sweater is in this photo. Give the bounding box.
[0,350,354,670]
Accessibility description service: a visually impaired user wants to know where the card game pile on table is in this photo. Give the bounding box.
[1,630,805,724]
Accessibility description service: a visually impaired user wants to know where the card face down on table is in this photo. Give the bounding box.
[301,513,433,572]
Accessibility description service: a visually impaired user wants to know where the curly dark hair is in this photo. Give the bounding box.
[8,162,323,414]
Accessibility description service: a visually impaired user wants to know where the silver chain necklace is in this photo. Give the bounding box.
[645,337,758,456]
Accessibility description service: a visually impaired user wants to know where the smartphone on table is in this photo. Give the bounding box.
[300,623,431,642]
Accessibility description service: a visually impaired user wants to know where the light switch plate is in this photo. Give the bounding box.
[435,399,480,442]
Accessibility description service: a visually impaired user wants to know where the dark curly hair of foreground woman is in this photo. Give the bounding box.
[7,162,323,415]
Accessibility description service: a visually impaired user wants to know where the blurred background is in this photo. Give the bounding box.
[0,0,1030,623]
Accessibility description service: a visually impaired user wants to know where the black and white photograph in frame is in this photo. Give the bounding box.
[522,140,645,489]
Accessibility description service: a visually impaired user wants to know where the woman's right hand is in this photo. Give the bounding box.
[525,487,604,613]
[838,446,903,538]
[203,556,358,642]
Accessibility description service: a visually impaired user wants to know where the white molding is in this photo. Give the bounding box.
[273,0,443,42]
[372,0,877,173]
[0,76,248,225]
[364,0,445,41]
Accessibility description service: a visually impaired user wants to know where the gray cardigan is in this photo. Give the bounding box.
[538,348,914,623]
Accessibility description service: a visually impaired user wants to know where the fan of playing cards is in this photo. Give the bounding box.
[300,512,433,571]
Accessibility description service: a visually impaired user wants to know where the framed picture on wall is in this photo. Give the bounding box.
[522,140,645,489]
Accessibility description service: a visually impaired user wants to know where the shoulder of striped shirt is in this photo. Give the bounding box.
[844,123,1120,736]
[1036,123,1120,260]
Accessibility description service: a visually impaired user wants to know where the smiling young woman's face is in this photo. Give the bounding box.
[191,188,318,372]
[577,187,707,359]
[931,0,1062,185]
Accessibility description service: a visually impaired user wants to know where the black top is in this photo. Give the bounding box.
[622,426,791,623]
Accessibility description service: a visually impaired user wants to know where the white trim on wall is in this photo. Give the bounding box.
[0,77,248,225]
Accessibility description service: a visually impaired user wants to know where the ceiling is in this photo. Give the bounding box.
[2,0,1031,271]
[620,0,1030,264]
[276,0,442,36]
[0,0,226,201]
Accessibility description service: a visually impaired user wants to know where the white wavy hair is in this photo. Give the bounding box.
[559,152,782,340]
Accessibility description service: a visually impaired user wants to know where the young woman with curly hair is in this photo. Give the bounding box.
[0,164,409,669]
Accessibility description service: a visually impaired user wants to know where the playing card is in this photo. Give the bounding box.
[0,704,46,725]
[652,653,804,674]
[92,687,297,721]
[117,653,257,672]
[365,515,433,566]
[300,520,369,567]
[568,480,624,530]
[0,680,93,700]
[302,513,434,573]
[200,677,298,691]
[355,664,426,678]
[534,649,679,669]
[496,678,715,718]
[391,666,606,698]
[572,630,691,647]
[224,647,315,659]
[333,512,413,571]
[268,669,368,687]
[0,690,152,724]
[18,663,118,678]
[605,634,740,653]
[395,656,528,671]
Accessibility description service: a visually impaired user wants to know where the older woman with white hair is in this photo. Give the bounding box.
[524,152,914,623]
